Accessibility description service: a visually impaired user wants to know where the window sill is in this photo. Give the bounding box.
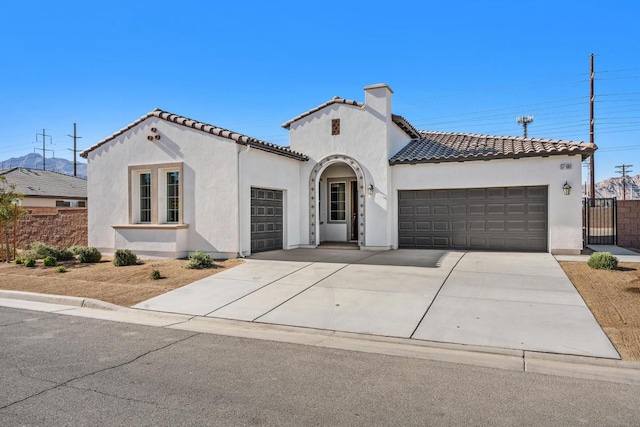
[112,224,189,230]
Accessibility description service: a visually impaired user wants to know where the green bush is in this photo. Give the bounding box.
[55,265,67,273]
[27,242,74,261]
[588,252,619,270]
[25,258,36,268]
[186,251,213,269]
[76,247,102,263]
[14,258,24,265]
[150,269,162,280]
[43,256,57,267]
[113,249,138,266]
[69,246,85,255]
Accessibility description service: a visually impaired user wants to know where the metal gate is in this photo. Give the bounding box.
[583,198,617,245]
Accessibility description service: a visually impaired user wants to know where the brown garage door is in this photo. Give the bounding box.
[251,187,283,253]
[398,186,547,251]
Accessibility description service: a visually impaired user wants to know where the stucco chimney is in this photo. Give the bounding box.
[363,83,393,119]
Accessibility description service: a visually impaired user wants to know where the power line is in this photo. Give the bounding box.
[615,164,634,200]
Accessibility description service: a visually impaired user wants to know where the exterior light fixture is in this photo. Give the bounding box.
[368,184,374,195]
[563,181,571,195]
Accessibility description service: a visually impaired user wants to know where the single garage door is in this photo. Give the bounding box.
[398,186,547,251]
[251,187,283,253]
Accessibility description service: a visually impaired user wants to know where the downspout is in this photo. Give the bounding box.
[237,143,251,258]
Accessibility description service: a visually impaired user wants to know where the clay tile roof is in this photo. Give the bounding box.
[391,114,421,139]
[0,167,87,199]
[281,97,363,129]
[80,109,308,161]
[389,131,596,164]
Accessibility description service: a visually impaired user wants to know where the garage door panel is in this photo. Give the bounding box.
[433,205,448,215]
[450,205,466,215]
[398,186,547,252]
[528,203,546,214]
[507,204,525,214]
[416,206,431,215]
[528,220,546,232]
[251,187,283,253]
[469,204,486,215]
[527,187,546,198]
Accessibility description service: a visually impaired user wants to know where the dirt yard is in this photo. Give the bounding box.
[0,258,243,307]
[560,262,640,360]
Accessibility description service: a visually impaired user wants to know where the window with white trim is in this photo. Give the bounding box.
[129,163,183,224]
[139,172,151,223]
[329,181,346,222]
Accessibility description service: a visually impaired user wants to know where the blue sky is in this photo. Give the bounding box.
[1,0,638,182]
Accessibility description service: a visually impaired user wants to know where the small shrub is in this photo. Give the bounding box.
[25,258,36,268]
[186,251,213,269]
[588,252,619,270]
[43,256,57,267]
[27,242,74,261]
[55,265,67,273]
[150,269,162,280]
[77,247,102,263]
[113,249,138,266]
[69,246,84,255]
[14,258,24,265]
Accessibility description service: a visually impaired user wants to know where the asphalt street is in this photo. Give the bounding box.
[1,306,639,426]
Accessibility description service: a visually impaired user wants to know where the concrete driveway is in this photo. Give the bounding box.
[134,249,619,359]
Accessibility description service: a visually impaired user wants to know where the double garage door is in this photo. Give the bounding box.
[251,187,283,253]
[398,186,548,251]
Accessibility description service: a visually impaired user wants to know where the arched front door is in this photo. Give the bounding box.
[308,155,367,247]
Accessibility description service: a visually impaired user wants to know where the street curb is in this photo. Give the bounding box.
[3,291,640,385]
[524,351,640,385]
[0,290,124,311]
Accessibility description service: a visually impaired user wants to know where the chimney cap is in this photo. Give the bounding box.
[363,83,393,93]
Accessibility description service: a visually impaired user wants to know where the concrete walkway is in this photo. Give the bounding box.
[134,249,619,359]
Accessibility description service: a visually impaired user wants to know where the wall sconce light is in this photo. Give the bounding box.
[368,184,374,195]
[563,181,571,195]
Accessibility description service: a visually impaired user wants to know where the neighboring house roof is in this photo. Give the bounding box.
[0,168,87,199]
[80,109,308,161]
[389,131,596,164]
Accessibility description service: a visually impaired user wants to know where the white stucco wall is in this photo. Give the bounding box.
[391,155,584,253]
[86,117,240,258]
[289,85,408,249]
[239,147,303,256]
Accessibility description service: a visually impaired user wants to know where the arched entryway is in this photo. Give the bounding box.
[309,155,367,246]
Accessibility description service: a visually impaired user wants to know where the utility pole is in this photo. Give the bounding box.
[67,123,82,177]
[615,164,633,200]
[590,53,596,206]
[516,115,534,138]
[35,129,53,171]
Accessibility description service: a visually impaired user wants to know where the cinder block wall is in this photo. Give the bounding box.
[617,200,640,248]
[1,207,88,250]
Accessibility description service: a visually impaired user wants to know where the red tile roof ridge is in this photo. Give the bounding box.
[81,109,308,161]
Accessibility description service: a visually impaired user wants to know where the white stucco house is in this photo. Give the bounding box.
[80,84,595,258]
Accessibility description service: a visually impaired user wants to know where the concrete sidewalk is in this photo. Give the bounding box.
[134,249,619,359]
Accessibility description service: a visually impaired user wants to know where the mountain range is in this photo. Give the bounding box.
[0,153,87,178]
[587,175,640,200]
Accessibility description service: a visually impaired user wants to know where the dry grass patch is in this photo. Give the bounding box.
[0,257,244,307]
[560,261,640,360]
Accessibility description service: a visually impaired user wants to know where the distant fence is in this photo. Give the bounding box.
[7,207,88,250]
